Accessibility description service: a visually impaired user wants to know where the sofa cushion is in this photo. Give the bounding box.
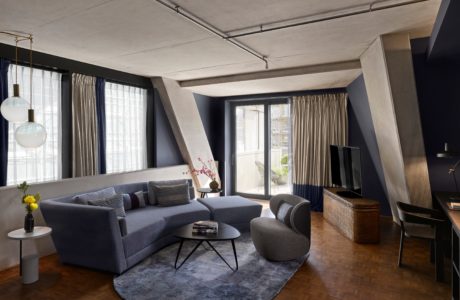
[122,191,147,211]
[121,206,166,258]
[154,200,210,236]
[87,194,126,217]
[72,187,116,205]
[156,183,190,207]
[148,179,194,205]
[198,196,262,227]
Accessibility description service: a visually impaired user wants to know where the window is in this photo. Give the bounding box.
[7,65,62,185]
[105,82,147,173]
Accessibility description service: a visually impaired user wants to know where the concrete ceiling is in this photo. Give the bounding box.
[0,0,441,96]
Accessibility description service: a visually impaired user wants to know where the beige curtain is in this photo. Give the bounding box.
[292,93,348,187]
[72,73,98,177]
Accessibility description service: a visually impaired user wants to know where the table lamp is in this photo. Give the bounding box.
[437,142,460,200]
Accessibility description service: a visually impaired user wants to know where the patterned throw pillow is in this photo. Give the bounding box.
[87,194,126,217]
[148,179,194,205]
[72,187,116,205]
[122,191,147,211]
[155,183,190,207]
[276,202,293,228]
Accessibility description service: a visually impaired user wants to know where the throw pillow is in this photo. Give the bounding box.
[155,183,190,207]
[87,194,126,218]
[277,202,294,228]
[72,187,116,205]
[122,191,147,211]
[148,179,194,205]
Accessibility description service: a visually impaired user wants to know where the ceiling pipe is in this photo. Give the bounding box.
[155,0,269,69]
[225,0,432,39]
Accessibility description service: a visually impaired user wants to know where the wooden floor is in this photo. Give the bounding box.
[0,212,450,300]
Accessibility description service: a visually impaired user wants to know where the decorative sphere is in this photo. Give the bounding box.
[0,96,29,122]
[15,122,47,148]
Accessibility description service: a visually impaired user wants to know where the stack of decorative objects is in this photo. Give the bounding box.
[0,31,47,148]
[192,220,218,235]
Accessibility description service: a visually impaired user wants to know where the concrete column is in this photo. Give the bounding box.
[360,33,431,222]
[152,77,219,188]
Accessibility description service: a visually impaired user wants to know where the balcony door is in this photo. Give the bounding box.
[232,100,291,199]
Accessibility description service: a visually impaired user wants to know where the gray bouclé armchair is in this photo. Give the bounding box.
[250,194,311,261]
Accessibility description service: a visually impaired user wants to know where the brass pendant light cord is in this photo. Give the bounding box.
[29,35,33,109]
[15,37,18,84]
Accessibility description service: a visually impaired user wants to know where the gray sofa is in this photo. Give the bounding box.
[40,181,210,274]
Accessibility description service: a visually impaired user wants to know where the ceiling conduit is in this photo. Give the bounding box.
[224,0,432,39]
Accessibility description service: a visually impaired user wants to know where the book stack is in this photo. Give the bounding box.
[192,221,218,235]
[448,202,460,211]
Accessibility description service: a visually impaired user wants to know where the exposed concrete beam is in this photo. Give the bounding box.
[152,77,220,188]
[361,33,431,222]
[179,60,361,87]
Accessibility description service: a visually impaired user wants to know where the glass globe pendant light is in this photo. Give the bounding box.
[0,37,29,122]
[15,35,47,148]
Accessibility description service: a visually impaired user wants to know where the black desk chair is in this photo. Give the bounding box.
[396,201,446,282]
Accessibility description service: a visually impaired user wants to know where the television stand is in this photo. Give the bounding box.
[336,190,362,198]
[323,188,380,243]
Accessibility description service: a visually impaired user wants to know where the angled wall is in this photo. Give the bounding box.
[360,33,432,221]
[152,77,220,187]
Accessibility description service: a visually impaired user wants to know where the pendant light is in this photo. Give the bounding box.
[0,36,29,122]
[14,35,47,148]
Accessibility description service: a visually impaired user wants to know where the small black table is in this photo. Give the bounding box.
[197,188,222,198]
[173,222,240,271]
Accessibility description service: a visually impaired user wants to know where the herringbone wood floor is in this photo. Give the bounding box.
[0,212,450,300]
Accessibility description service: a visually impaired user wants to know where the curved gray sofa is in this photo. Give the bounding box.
[40,181,210,274]
[250,194,311,261]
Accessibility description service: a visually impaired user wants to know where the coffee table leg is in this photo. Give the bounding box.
[206,241,238,272]
[174,239,184,269]
[175,240,203,270]
[231,239,238,271]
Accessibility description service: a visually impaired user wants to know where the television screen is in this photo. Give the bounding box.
[330,145,362,195]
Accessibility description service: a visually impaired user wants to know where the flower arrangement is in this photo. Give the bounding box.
[186,158,219,190]
[18,181,40,214]
[188,158,217,180]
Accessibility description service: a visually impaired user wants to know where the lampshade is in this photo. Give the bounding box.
[14,110,46,148]
[0,84,29,122]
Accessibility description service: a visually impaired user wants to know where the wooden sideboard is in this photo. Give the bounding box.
[323,188,380,243]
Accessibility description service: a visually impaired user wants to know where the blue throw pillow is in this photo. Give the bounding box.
[276,202,293,228]
[87,194,126,217]
[72,187,116,205]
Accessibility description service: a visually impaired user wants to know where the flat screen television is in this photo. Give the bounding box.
[330,145,362,198]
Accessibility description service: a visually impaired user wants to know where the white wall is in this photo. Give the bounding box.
[0,165,191,271]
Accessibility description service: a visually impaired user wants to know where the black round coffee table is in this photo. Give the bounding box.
[173,222,240,271]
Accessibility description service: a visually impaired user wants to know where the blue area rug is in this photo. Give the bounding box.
[113,233,305,300]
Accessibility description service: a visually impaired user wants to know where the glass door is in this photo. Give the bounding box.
[232,101,291,198]
[234,104,265,195]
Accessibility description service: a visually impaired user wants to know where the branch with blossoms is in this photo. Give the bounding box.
[185,157,217,181]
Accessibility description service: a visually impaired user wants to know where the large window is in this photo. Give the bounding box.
[105,82,147,174]
[7,65,62,185]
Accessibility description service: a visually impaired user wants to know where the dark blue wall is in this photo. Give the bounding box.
[412,37,460,192]
[347,75,391,216]
[194,94,226,191]
[154,89,184,167]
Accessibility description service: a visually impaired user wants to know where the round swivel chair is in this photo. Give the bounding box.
[250,194,311,261]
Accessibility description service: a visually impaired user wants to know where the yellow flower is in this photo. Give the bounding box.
[24,195,36,204]
[29,203,38,211]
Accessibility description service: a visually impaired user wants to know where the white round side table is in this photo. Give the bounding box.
[7,226,52,284]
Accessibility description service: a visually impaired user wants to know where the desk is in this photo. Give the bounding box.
[434,192,460,299]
